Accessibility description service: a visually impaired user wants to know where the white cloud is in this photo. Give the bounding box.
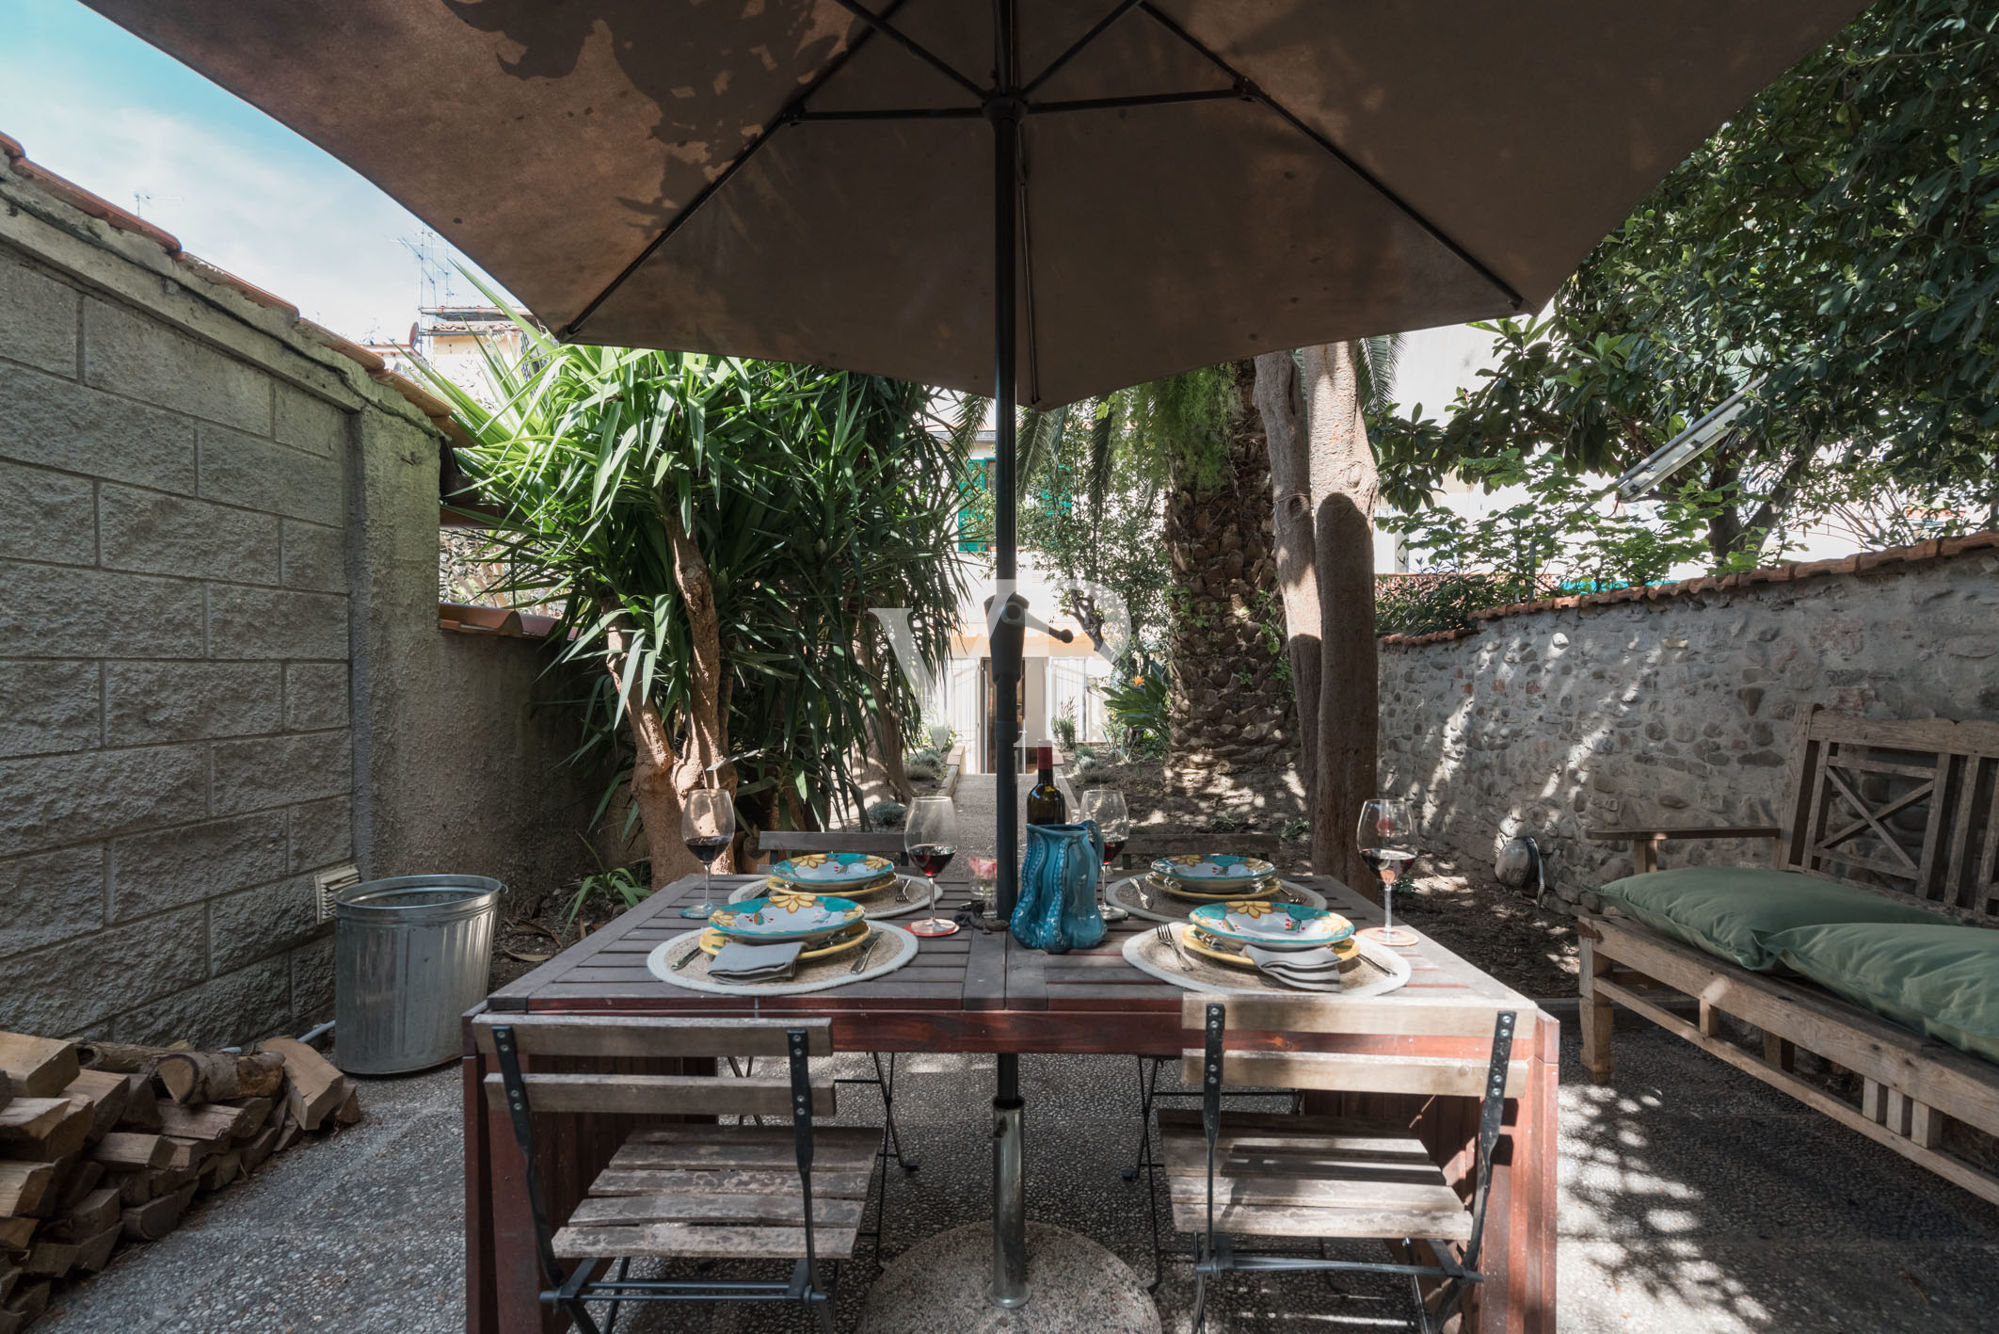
[2,68,505,343]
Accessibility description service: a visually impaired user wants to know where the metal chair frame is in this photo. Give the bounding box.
[1145,1003,1517,1334]
[492,1024,845,1334]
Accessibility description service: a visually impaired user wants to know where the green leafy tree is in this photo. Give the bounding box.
[428,315,966,885]
[1378,0,1999,566]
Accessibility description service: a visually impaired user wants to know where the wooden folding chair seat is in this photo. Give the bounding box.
[1143,995,1525,1334]
[473,1014,882,1334]
[1155,1109,1473,1242]
[557,1122,883,1263]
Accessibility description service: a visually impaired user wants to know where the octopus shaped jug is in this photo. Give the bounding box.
[1010,820,1106,953]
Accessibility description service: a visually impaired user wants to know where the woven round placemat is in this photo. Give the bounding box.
[1120,923,1411,996]
[645,923,919,995]
[727,876,938,921]
[1105,875,1325,925]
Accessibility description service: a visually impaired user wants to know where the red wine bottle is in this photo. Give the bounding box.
[685,835,731,865]
[1026,744,1067,825]
[908,843,957,878]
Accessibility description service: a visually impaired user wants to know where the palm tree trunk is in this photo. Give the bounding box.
[1163,361,1289,792]
[663,508,737,876]
[605,623,703,887]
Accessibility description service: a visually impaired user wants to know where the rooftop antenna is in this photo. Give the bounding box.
[397,229,457,312]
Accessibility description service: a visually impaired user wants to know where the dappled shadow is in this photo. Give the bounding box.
[1557,1028,1999,1333]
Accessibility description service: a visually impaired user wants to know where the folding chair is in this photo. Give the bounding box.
[476,1014,886,1333]
[756,829,923,1171]
[1145,996,1520,1333]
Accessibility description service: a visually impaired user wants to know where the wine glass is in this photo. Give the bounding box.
[678,788,737,919]
[905,794,959,936]
[1079,788,1131,922]
[1356,797,1417,946]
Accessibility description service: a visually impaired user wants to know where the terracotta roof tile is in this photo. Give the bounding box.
[0,129,442,408]
[1379,529,1999,642]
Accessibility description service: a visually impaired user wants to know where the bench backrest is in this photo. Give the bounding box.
[1777,707,1999,919]
[754,830,908,867]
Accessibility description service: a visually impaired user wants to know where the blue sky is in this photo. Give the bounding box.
[0,0,502,341]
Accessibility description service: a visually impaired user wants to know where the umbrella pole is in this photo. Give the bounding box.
[989,0,1030,1310]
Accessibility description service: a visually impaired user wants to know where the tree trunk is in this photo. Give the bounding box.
[1302,344,1380,895]
[663,508,736,873]
[852,632,914,810]
[1253,350,1322,804]
[606,622,702,888]
[1164,362,1288,794]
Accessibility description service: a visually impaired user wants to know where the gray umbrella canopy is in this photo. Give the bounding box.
[86,0,1858,410]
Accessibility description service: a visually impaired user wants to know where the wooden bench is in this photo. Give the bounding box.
[1578,706,1999,1204]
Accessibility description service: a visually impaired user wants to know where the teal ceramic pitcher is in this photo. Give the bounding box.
[1011,820,1106,952]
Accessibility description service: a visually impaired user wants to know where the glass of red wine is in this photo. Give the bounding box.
[678,788,736,919]
[1079,788,1130,922]
[905,794,959,937]
[1356,797,1417,946]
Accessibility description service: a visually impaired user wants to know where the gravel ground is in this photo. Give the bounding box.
[36,1028,1999,1333]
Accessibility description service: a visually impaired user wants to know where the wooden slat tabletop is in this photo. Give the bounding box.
[487,870,1541,1045]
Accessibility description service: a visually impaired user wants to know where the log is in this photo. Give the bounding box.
[227,1095,273,1140]
[240,1125,279,1173]
[50,1161,105,1217]
[107,1171,152,1208]
[2,1279,48,1326]
[21,1237,75,1277]
[0,1072,10,1114]
[154,1051,284,1105]
[121,1190,185,1242]
[162,1137,214,1172]
[119,1075,161,1131]
[0,1218,33,1252]
[61,1069,132,1142]
[72,1041,172,1076]
[199,1150,243,1192]
[0,1264,16,1304]
[0,1035,78,1099]
[158,1102,255,1143]
[334,1083,363,1126]
[257,1039,344,1131]
[0,1164,51,1218]
[0,1098,90,1159]
[91,1133,172,1172]
[65,1187,120,1238]
[72,1222,120,1273]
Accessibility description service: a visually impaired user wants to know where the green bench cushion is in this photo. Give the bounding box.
[1594,866,1949,970]
[1768,923,1999,1065]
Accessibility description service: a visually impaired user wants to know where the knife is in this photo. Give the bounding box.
[848,934,882,974]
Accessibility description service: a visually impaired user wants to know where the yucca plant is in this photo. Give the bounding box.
[423,304,967,886]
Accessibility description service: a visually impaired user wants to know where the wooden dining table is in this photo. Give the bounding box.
[463,869,1558,1333]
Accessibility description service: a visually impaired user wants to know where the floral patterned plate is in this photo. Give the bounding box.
[1180,923,1360,971]
[1187,900,1353,952]
[768,852,899,887]
[1151,853,1279,887]
[708,892,866,943]
[699,921,871,961]
[764,871,898,898]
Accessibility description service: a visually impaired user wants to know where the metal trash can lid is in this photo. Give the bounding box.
[335,874,503,925]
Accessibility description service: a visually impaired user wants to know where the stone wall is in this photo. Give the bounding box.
[1376,540,1999,909]
[0,144,596,1046]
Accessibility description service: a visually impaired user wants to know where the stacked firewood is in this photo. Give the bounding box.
[0,1031,361,1330]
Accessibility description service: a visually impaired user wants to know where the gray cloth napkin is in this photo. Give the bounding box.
[708,939,803,983]
[1246,944,1344,992]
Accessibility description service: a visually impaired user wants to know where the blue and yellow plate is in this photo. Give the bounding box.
[768,852,899,888]
[1151,852,1279,887]
[1186,900,1353,952]
[708,892,866,943]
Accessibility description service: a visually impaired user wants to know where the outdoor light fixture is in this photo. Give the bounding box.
[1614,373,1768,499]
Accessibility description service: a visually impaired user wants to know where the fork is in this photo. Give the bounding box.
[1153,922,1193,970]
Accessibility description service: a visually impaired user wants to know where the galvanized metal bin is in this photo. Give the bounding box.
[334,875,502,1074]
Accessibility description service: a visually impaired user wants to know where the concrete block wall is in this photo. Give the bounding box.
[0,149,601,1047]
[0,242,355,1045]
[1376,543,1999,910]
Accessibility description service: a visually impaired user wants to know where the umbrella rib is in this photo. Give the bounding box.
[1019,0,1145,97]
[826,0,990,100]
[1134,1,1524,311]
[558,0,924,339]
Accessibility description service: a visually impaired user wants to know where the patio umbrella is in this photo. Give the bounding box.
[84,0,1864,1303]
